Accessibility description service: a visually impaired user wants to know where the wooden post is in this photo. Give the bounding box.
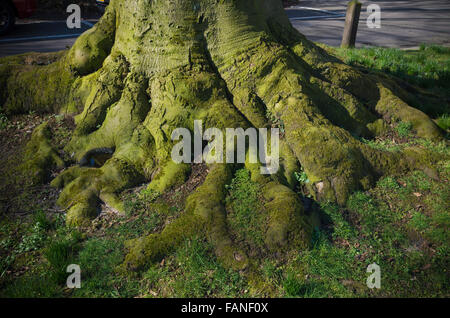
[341,0,362,48]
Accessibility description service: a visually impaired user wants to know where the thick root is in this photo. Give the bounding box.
[21,122,65,185]
[52,157,145,226]
[246,161,311,251]
[207,25,444,204]
[122,164,249,272]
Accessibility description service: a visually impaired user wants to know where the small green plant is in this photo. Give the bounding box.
[266,109,285,134]
[283,272,304,297]
[415,138,449,155]
[360,137,402,152]
[45,237,79,284]
[16,225,45,253]
[32,209,53,231]
[294,168,310,196]
[139,188,160,202]
[294,168,309,185]
[377,176,400,190]
[16,218,49,254]
[0,112,8,130]
[14,210,54,254]
[396,121,413,137]
[436,114,450,131]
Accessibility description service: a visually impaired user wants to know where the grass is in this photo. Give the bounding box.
[396,121,413,137]
[283,167,449,297]
[437,114,450,131]
[226,169,267,252]
[73,238,139,297]
[0,211,65,297]
[334,45,450,118]
[45,231,82,284]
[360,138,402,152]
[162,238,246,297]
[335,45,450,90]
[1,158,448,297]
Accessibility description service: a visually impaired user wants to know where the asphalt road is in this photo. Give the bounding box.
[0,1,449,57]
[291,0,450,48]
[0,19,95,57]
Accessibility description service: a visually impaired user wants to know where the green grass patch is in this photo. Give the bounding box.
[396,121,413,137]
[226,169,267,251]
[164,238,246,297]
[436,114,450,131]
[335,45,450,90]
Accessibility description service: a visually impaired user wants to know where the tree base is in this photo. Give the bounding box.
[0,0,446,276]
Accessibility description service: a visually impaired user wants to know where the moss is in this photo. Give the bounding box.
[99,192,125,214]
[67,3,116,76]
[50,166,90,189]
[374,84,442,140]
[147,202,173,216]
[263,181,311,251]
[66,190,100,227]
[70,53,129,138]
[227,166,311,255]
[2,56,77,115]
[187,164,250,270]
[278,142,301,188]
[226,168,267,251]
[21,122,65,185]
[121,211,204,272]
[148,161,191,194]
[367,119,389,136]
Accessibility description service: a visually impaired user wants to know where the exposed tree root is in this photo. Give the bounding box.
[0,0,446,275]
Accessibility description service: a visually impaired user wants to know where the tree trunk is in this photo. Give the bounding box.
[0,0,443,273]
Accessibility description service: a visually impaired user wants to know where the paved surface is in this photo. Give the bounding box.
[0,20,96,57]
[0,1,449,57]
[290,0,450,48]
